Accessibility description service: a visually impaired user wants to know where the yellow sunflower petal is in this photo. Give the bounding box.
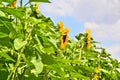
[94,67,100,73]
[58,21,64,32]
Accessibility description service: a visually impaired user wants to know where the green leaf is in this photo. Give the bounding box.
[14,38,27,50]
[0,8,25,19]
[71,72,90,80]
[34,34,43,50]
[0,32,8,38]
[0,17,17,35]
[41,54,56,65]
[43,47,55,53]
[28,17,41,26]
[31,57,43,77]
[0,70,9,80]
[0,51,15,62]
[0,0,14,4]
[100,69,110,74]
[49,63,66,77]
[29,0,50,3]
[0,16,10,21]
[0,37,11,47]
[75,33,85,40]
[0,11,5,17]
[48,38,58,49]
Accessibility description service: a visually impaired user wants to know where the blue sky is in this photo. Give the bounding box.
[39,0,120,61]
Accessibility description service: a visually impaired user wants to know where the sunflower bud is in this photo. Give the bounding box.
[58,21,64,32]
[86,29,91,49]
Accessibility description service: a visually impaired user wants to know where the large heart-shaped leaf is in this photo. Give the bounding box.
[14,38,27,50]
[31,57,43,77]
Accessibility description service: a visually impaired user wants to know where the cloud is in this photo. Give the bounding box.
[105,44,120,61]
[84,20,120,42]
[40,0,80,16]
[41,0,120,24]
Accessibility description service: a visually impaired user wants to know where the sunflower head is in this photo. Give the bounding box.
[60,28,70,49]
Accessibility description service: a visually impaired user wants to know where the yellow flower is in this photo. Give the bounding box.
[8,0,17,8]
[35,2,40,13]
[58,21,64,32]
[86,29,91,49]
[94,67,100,74]
[60,28,70,49]
[93,74,99,80]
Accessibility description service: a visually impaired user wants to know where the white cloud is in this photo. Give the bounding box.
[105,45,120,61]
[41,0,120,24]
[40,0,80,16]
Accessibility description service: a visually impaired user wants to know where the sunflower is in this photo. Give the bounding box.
[60,28,70,49]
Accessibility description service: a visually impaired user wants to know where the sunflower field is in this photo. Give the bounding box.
[0,0,120,80]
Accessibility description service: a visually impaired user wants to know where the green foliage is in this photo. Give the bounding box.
[0,0,14,4]
[0,0,120,80]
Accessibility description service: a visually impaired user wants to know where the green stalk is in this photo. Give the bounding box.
[20,66,27,80]
[7,53,21,80]
[78,41,84,61]
[20,0,22,7]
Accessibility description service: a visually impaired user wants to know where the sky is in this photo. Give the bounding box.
[39,0,120,61]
